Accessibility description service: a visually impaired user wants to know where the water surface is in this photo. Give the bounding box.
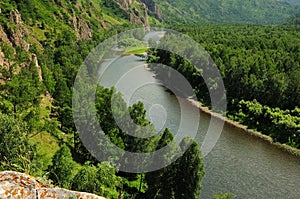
[99,55,300,199]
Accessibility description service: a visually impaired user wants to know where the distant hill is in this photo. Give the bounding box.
[285,13,300,24]
[155,0,300,24]
[281,0,300,5]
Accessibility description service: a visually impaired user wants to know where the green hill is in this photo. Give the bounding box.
[0,0,145,175]
[155,0,300,24]
[282,0,300,5]
[285,13,300,24]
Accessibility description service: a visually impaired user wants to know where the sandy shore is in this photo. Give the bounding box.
[187,98,300,157]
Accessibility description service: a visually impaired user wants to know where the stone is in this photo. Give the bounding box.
[0,171,106,199]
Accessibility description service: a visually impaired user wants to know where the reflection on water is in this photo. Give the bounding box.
[99,55,300,199]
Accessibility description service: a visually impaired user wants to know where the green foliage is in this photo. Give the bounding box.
[173,138,204,199]
[71,162,122,199]
[157,0,300,24]
[231,100,300,147]
[0,113,36,174]
[285,13,300,25]
[47,145,79,188]
[145,133,204,199]
[148,24,300,148]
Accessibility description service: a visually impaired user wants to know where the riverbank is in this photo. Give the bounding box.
[187,98,300,157]
[144,56,300,157]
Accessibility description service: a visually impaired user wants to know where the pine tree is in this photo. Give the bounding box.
[145,128,179,199]
[47,145,78,188]
[173,138,204,199]
[0,113,36,174]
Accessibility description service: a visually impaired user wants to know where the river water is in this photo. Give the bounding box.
[98,55,300,199]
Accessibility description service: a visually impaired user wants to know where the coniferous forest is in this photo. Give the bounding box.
[0,0,299,198]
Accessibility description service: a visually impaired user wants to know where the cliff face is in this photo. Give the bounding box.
[113,0,162,26]
[139,0,162,20]
[114,0,133,9]
[0,9,42,81]
[72,13,93,40]
[0,171,106,199]
[113,0,150,27]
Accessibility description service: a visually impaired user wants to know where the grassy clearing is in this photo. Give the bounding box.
[123,47,148,55]
[30,131,60,172]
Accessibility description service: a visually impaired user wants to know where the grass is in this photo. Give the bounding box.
[30,131,60,172]
[123,46,148,55]
[30,26,46,41]
[103,14,123,25]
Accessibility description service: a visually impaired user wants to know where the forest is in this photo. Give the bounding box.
[155,0,300,24]
[0,0,219,198]
[147,24,300,148]
[0,0,299,198]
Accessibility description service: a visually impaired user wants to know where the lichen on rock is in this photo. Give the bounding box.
[0,171,106,199]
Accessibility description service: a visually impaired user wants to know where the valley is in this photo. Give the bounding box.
[0,0,300,198]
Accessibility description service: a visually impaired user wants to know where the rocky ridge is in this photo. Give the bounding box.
[0,171,106,199]
[0,9,42,81]
[139,0,162,20]
[113,0,162,26]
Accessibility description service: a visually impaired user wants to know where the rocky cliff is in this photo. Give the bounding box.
[113,0,162,26]
[0,171,106,199]
[139,0,162,20]
[113,0,149,27]
[0,9,42,81]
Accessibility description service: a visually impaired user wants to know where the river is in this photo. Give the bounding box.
[98,55,300,198]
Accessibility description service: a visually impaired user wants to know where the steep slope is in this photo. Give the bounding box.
[0,0,149,179]
[155,0,300,24]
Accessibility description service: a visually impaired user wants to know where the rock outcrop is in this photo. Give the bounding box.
[8,9,30,51]
[0,9,44,82]
[0,171,106,199]
[115,0,133,9]
[113,0,150,27]
[72,13,93,40]
[30,54,43,82]
[139,0,162,20]
[0,25,12,46]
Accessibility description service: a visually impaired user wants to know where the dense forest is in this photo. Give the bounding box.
[0,0,299,198]
[0,0,212,198]
[147,24,300,148]
[155,0,300,24]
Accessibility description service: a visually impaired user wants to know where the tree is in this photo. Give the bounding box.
[145,129,179,199]
[173,138,204,199]
[47,145,78,188]
[0,113,36,174]
[71,162,122,199]
[0,61,44,119]
[145,135,204,199]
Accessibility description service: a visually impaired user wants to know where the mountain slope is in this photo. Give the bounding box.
[282,0,300,5]
[285,12,300,24]
[155,0,300,24]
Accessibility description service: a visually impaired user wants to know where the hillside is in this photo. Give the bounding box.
[155,0,300,24]
[285,12,300,24]
[282,0,300,5]
[0,1,205,199]
[0,0,146,194]
[1,0,299,198]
